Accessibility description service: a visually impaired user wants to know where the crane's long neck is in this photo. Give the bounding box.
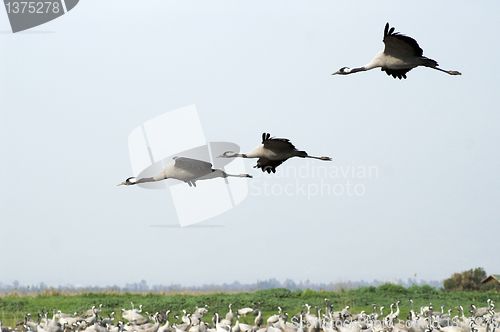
[347,66,369,74]
[221,152,250,158]
[243,146,266,159]
[135,177,158,184]
[342,56,383,74]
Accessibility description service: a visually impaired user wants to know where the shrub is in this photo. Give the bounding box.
[443,267,487,291]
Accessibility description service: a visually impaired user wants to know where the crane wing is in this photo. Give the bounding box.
[383,23,423,58]
[381,68,412,79]
[264,139,297,152]
[261,132,271,143]
[254,158,284,174]
[261,132,297,153]
[173,157,213,174]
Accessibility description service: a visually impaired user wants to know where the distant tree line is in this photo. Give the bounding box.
[0,278,442,295]
[3,269,497,294]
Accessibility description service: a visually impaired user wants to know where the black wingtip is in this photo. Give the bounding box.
[384,22,389,36]
[262,132,272,142]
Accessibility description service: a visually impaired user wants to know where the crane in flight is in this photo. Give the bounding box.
[118,156,252,187]
[219,133,332,174]
[332,22,462,79]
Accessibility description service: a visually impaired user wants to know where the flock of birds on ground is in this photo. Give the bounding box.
[1,299,497,332]
[119,22,462,188]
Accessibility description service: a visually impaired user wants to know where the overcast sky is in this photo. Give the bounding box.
[1,0,499,287]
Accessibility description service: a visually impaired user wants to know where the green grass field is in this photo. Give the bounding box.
[0,285,498,328]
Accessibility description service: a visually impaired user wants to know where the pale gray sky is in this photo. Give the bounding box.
[0,0,499,286]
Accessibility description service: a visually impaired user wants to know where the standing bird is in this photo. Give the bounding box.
[219,133,332,173]
[1,321,11,332]
[225,304,234,323]
[254,311,263,328]
[470,300,493,318]
[332,22,462,79]
[237,308,254,317]
[118,157,252,187]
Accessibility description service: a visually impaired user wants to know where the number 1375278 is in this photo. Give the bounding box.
[5,1,61,14]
